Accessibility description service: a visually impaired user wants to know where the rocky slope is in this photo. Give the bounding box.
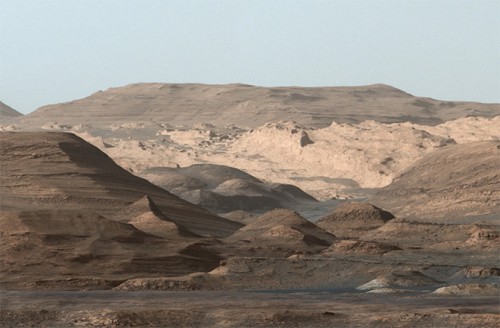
[316,202,395,238]
[370,141,500,221]
[53,116,495,202]
[5,116,499,219]
[0,132,248,289]
[141,164,317,215]
[0,84,499,328]
[111,195,201,238]
[0,101,22,119]
[0,209,223,290]
[0,132,242,237]
[19,83,500,128]
[226,209,336,252]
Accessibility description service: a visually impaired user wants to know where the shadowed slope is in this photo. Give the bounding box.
[0,132,242,237]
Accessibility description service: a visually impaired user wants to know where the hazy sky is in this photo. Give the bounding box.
[1,0,499,114]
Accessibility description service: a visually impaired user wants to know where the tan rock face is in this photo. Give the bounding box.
[41,116,491,202]
[9,113,493,204]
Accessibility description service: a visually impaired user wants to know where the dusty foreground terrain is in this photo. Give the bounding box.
[1,290,499,328]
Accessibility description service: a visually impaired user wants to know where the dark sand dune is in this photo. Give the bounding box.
[370,141,500,221]
[21,83,500,127]
[0,132,242,237]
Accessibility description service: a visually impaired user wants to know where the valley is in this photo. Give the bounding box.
[0,83,498,327]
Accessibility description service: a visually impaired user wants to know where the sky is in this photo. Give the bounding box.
[1,0,499,115]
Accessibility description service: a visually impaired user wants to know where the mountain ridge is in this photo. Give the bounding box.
[0,101,23,119]
[20,83,500,128]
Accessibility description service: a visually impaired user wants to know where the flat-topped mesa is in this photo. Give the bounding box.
[20,83,500,128]
[0,131,242,237]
